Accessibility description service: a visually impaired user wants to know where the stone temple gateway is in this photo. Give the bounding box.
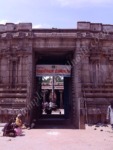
[0,21,113,129]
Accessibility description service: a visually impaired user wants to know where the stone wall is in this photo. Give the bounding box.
[0,23,32,122]
[0,21,113,127]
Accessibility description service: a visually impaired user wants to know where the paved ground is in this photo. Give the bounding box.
[0,124,113,150]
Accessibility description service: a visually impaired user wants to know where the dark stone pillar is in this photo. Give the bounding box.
[72,40,85,129]
[59,90,63,108]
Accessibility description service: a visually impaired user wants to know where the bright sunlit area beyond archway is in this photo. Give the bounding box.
[41,76,64,115]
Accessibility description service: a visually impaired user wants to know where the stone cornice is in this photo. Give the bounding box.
[0,31,113,40]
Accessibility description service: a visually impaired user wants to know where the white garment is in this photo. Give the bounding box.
[107,105,113,124]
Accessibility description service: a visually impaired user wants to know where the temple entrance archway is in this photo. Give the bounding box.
[30,49,84,129]
[32,51,73,127]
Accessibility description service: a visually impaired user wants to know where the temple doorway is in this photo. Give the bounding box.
[31,50,74,127]
[34,63,72,127]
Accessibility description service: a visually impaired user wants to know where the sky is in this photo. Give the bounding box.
[0,0,113,28]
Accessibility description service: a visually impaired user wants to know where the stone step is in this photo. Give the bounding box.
[37,118,70,127]
[41,114,65,119]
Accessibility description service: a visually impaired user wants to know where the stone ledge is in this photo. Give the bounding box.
[0,23,32,32]
[77,21,113,33]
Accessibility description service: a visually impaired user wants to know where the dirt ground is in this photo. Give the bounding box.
[0,124,113,150]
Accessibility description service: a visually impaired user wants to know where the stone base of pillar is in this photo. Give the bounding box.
[80,108,85,129]
[80,116,85,129]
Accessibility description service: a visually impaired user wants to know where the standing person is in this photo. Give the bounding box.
[106,101,113,129]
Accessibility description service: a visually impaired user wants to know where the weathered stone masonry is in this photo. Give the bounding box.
[0,22,113,128]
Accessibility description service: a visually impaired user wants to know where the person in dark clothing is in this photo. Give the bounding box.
[2,118,16,137]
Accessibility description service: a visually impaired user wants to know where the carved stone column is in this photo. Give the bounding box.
[19,55,23,84]
[59,90,63,108]
[26,53,33,106]
[42,90,47,103]
[82,55,90,83]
